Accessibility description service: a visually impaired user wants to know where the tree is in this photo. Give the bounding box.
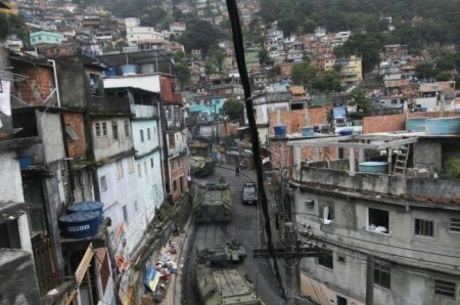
[347,88,371,118]
[0,13,9,41]
[258,48,270,65]
[178,19,224,54]
[173,51,191,85]
[291,61,316,86]
[223,99,244,120]
[312,70,341,92]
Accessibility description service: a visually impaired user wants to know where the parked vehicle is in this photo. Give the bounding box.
[241,182,258,205]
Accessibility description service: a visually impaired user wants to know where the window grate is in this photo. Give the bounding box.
[415,219,434,236]
[374,263,391,289]
[449,218,460,232]
[434,279,456,298]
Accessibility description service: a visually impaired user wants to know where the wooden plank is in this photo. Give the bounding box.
[75,243,94,286]
[63,290,78,305]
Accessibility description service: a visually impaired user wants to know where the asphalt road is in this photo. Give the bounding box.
[183,166,284,305]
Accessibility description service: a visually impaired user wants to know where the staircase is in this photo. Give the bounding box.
[393,144,410,175]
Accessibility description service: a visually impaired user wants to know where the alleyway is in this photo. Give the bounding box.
[183,167,283,305]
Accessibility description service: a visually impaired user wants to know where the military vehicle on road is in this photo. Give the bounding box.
[190,156,216,178]
[193,241,265,305]
[193,178,232,223]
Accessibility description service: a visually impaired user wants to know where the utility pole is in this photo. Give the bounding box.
[253,222,328,304]
[366,255,374,305]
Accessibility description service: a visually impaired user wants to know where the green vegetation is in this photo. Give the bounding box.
[443,158,460,178]
[0,12,28,41]
[347,88,371,119]
[178,19,224,54]
[259,0,460,45]
[223,99,244,120]
[291,61,341,92]
[173,51,191,85]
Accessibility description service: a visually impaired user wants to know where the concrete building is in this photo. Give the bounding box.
[334,55,363,88]
[288,132,460,305]
[126,26,164,47]
[30,30,63,46]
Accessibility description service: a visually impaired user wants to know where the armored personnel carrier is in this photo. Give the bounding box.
[190,156,216,178]
[193,241,265,305]
[194,178,232,223]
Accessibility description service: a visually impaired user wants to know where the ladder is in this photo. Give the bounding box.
[393,144,410,175]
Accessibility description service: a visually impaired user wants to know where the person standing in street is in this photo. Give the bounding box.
[235,165,240,176]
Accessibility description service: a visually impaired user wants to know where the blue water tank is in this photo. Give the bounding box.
[406,118,427,132]
[426,117,460,135]
[274,125,287,137]
[59,212,100,239]
[359,161,388,174]
[105,67,119,77]
[339,128,353,136]
[19,156,32,170]
[302,127,314,137]
[68,201,104,224]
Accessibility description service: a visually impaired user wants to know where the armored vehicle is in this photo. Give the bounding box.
[194,179,232,223]
[190,156,216,178]
[193,241,265,305]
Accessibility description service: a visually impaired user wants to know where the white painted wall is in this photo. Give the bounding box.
[0,151,32,253]
[92,117,134,161]
[104,75,161,93]
[97,156,139,254]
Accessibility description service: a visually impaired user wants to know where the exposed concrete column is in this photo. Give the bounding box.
[349,147,356,176]
[359,141,365,162]
[293,145,301,180]
[387,148,393,174]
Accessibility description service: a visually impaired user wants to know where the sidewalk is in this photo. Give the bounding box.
[156,218,193,305]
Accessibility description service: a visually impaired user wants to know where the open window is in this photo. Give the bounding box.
[368,208,389,234]
[321,201,334,225]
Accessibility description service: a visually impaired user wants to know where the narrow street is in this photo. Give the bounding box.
[183,166,284,305]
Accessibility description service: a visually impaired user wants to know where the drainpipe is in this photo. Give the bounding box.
[48,59,61,108]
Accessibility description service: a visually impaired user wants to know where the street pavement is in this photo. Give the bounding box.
[183,166,284,305]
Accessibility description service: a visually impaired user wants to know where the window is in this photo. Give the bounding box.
[112,121,118,140]
[321,202,334,224]
[116,160,123,179]
[173,180,177,191]
[0,220,21,249]
[368,208,389,234]
[122,205,128,224]
[95,122,101,137]
[318,250,333,269]
[128,158,134,174]
[150,158,154,168]
[338,148,344,159]
[434,279,456,299]
[100,176,107,192]
[102,122,108,136]
[124,120,130,137]
[414,219,434,237]
[337,254,346,263]
[374,263,391,289]
[449,218,460,232]
[140,129,144,142]
[305,199,315,210]
[337,296,347,305]
[138,164,142,178]
[147,128,151,140]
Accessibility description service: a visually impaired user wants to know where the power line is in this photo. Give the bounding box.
[225,0,285,298]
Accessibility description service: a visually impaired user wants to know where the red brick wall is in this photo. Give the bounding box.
[16,66,56,106]
[268,106,331,136]
[362,114,406,134]
[217,121,239,138]
[63,112,87,158]
[170,154,188,202]
[270,140,338,171]
[160,76,182,104]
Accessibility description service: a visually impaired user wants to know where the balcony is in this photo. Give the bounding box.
[89,96,130,115]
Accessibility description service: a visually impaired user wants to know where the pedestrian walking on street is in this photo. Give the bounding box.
[235,165,240,176]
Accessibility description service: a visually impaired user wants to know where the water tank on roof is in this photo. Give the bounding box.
[426,117,460,135]
[359,161,388,174]
[67,201,103,224]
[105,67,119,77]
[273,125,287,138]
[302,126,314,137]
[121,64,138,76]
[406,117,427,132]
[59,212,100,239]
